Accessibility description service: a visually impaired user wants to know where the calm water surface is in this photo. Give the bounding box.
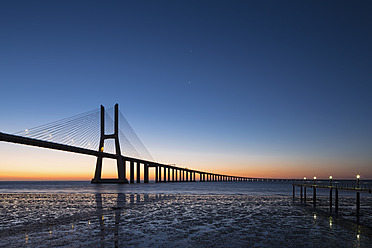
[0,181,371,247]
[1,180,371,195]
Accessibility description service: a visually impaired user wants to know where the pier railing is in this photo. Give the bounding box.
[292,180,372,217]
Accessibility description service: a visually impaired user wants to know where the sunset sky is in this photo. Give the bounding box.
[1,1,371,180]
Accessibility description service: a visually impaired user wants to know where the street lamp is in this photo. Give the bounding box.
[313,176,317,185]
[329,176,333,186]
[356,175,360,188]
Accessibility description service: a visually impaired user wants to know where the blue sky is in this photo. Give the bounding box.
[1,1,371,179]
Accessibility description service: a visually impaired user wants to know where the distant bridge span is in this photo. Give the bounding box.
[0,104,282,183]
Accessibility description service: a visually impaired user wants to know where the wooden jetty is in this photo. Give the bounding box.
[292,177,371,216]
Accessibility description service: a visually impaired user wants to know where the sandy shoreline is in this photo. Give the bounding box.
[0,193,371,247]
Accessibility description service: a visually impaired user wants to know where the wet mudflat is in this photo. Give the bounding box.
[0,193,371,247]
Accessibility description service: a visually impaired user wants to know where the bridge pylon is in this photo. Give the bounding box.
[91,104,128,184]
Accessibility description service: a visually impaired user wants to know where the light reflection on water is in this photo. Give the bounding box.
[0,193,371,247]
[0,180,371,247]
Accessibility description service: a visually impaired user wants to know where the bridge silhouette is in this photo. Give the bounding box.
[0,104,275,183]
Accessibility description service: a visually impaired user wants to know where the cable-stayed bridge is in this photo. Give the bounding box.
[1,104,267,183]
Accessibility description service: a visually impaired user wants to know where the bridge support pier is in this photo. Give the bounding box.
[91,104,128,184]
[137,162,141,183]
[144,164,149,183]
[155,165,158,183]
[130,161,135,184]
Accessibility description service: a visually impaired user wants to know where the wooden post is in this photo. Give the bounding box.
[335,189,338,214]
[300,185,303,202]
[329,188,332,212]
[313,187,316,208]
[304,187,306,204]
[356,192,360,216]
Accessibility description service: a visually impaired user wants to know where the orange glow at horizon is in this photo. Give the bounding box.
[1,143,371,181]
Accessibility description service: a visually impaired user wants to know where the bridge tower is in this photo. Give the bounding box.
[91,104,128,183]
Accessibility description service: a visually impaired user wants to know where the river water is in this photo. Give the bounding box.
[0,181,371,247]
[1,180,371,195]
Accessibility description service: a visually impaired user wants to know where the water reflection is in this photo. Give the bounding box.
[329,217,333,228]
[94,193,169,248]
[2,193,371,247]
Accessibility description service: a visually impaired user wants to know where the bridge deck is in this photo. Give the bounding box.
[1,132,257,183]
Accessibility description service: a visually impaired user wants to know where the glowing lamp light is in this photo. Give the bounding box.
[313,177,317,180]
[329,176,332,179]
[304,177,307,180]
[357,175,360,179]
[100,147,104,152]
